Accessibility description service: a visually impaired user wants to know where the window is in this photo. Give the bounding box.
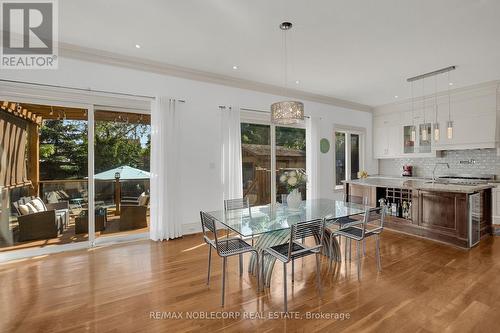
[334,128,364,189]
[240,123,271,205]
[240,114,306,206]
[275,126,306,203]
[335,132,346,186]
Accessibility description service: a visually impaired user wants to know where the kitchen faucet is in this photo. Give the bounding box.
[432,162,450,182]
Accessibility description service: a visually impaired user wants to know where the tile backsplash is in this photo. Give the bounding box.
[379,149,500,178]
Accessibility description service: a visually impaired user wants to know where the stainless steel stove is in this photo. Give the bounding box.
[437,174,496,186]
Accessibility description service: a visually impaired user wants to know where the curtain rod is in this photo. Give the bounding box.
[0,78,168,101]
[240,107,310,118]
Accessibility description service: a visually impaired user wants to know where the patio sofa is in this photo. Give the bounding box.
[13,196,69,241]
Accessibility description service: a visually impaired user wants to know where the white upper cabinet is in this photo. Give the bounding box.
[433,86,498,150]
[373,82,500,159]
[373,113,401,158]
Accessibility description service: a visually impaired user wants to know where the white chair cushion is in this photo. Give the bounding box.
[138,192,148,206]
[30,198,47,212]
[46,191,60,204]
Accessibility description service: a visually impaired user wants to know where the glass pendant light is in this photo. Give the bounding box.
[434,123,440,141]
[433,75,440,141]
[410,81,416,142]
[421,78,428,141]
[271,21,304,124]
[447,71,453,139]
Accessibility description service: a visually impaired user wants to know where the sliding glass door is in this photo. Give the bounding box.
[241,123,271,205]
[335,129,364,189]
[275,126,306,203]
[240,116,306,206]
[93,110,151,240]
[0,101,89,252]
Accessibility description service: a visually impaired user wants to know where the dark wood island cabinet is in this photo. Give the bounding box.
[344,178,493,249]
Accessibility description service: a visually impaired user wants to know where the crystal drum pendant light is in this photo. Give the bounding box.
[270,21,304,125]
[433,75,440,141]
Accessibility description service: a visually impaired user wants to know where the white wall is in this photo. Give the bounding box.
[0,57,376,233]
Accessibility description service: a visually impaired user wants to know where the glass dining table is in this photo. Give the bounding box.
[206,198,368,288]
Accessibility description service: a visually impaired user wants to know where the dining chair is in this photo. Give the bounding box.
[224,197,254,275]
[262,218,325,312]
[326,194,368,262]
[333,207,385,280]
[224,197,250,211]
[200,211,259,307]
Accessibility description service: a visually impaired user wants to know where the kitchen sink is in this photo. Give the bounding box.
[425,180,450,185]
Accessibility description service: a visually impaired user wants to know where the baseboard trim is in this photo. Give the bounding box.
[182,222,202,235]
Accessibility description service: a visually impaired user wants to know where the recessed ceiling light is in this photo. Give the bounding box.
[232,65,238,70]
[449,82,453,86]
[394,95,399,99]
[135,44,141,49]
[295,80,300,84]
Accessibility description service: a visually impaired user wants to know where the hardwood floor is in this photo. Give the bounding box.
[1,230,499,333]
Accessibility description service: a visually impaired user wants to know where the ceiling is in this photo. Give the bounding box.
[58,0,500,107]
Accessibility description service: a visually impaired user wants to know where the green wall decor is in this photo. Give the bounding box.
[320,138,330,154]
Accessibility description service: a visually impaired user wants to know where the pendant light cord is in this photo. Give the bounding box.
[422,77,425,124]
[411,81,414,126]
[434,75,438,122]
[283,28,288,93]
[447,71,451,121]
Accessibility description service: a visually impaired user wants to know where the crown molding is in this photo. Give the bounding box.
[57,43,372,113]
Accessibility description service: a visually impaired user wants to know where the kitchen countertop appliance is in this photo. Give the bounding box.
[402,164,413,177]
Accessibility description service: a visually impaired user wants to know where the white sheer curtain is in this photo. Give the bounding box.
[150,97,182,241]
[306,116,320,200]
[220,106,243,204]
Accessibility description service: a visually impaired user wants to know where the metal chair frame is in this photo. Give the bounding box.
[224,197,250,211]
[200,211,259,307]
[224,197,254,273]
[333,207,385,280]
[262,218,325,312]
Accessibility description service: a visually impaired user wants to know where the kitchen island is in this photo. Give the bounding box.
[344,176,494,248]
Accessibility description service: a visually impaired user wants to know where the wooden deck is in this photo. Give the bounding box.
[1,211,149,252]
[1,230,499,332]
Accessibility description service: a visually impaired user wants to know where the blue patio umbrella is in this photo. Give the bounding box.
[94,166,150,180]
[94,166,150,215]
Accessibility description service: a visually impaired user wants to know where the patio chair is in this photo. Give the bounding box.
[119,193,149,230]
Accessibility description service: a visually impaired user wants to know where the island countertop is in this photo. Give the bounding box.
[343,176,496,193]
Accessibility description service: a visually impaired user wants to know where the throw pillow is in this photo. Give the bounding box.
[19,204,36,215]
[30,198,46,212]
